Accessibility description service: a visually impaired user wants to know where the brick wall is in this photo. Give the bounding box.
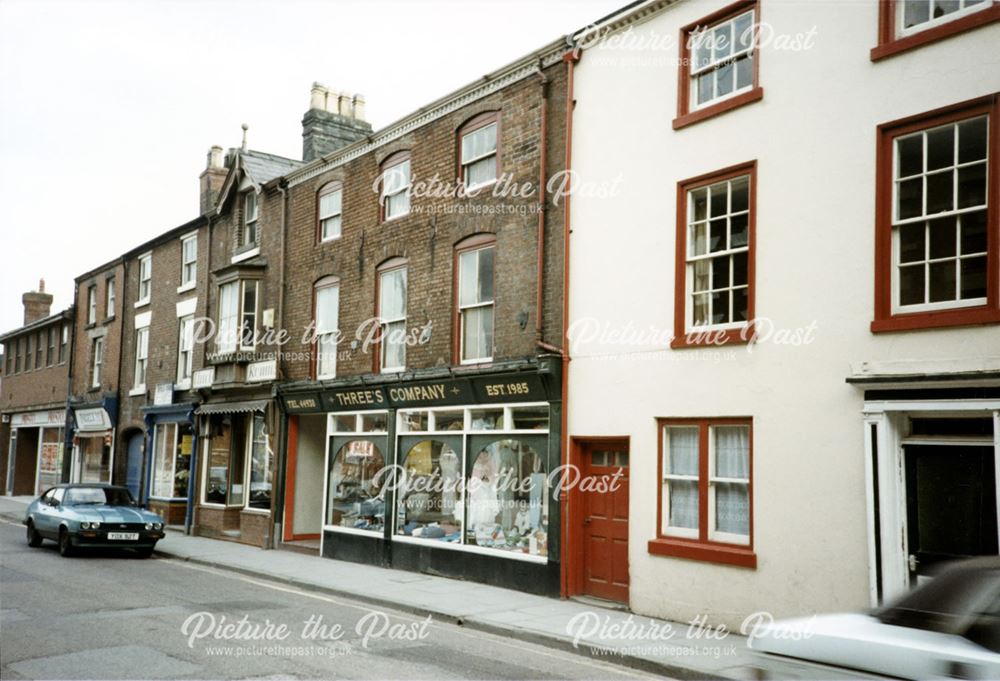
[71,262,125,400]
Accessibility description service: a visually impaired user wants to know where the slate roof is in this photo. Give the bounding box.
[241,150,303,189]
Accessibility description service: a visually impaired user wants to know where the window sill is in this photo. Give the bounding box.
[128,387,146,397]
[872,306,1000,333]
[320,235,342,245]
[648,537,756,568]
[871,6,1000,61]
[176,281,196,294]
[242,507,271,515]
[102,316,115,324]
[231,247,260,264]
[175,379,192,391]
[382,211,410,224]
[134,298,150,309]
[673,87,764,130]
[671,325,752,349]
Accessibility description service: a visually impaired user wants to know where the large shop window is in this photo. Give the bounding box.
[152,422,193,499]
[204,414,247,506]
[394,405,550,560]
[456,236,495,364]
[652,418,755,568]
[37,428,64,495]
[247,414,272,510]
[78,435,112,484]
[874,96,999,331]
[326,412,389,533]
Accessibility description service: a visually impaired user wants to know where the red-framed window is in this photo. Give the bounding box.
[452,233,496,365]
[379,151,411,223]
[673,0,763,130]
[673,160,757,348]
[317,181,343,243]
[374,257,408,374]
[872,0,1000,61]
[649,417,756,568]
[872,94,1000,332]
[457,112,500,191]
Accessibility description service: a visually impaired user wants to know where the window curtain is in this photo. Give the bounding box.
[667,427,699,530]
[713,425,749,536]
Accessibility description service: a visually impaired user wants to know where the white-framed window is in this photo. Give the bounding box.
[216,281,239,354]
[381,155,411,220]
[686,174,751,329]
[240,281,258,351]
[151,422,193,499]
[892,115,988,312]
[378,264,407,372]
[202,413,249,507]
[137,253,152,304]
[689,8,756,110]
[133,327,149,391]
[181,234,197,286]
[461,120,498,189]
[177,315,194,385]
[457,243,495,364]
[91,337,103,388]
[243,192,258,246]
[87,286,97,325]
[661,420,751,546]
[106,277,115,318]
[59,323,68,364]
[898,0,993,34]
[46,327,56,366]
[315,279,339,379]
[319,184,342,241]
[246,413,271,511]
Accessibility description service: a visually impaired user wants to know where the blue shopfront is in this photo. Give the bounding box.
[143,402,198,529]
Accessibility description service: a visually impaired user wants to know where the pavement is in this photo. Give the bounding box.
[1,495,756,680]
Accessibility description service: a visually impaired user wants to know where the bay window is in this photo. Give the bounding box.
[377,261,407,372]
[216,280,259,353]
[674,162,756,347]
[319,182,343,241]
[381,152,411,221]
[874,95,999,331]
[456,236,495,364]
[652,418,755,567]
[314,277,339,379]
[460,114,499,189]
[151,422,193,499]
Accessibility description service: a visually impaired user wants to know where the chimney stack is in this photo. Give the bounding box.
[301,82,373,162]
[199,144,228,215]
[22,278,53,325]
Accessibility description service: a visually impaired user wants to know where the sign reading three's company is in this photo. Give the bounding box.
[305,374,550,413]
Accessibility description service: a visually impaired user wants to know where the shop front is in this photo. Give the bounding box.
[5,409,67,496]
[143,401,198,527]
[70,403,116,485]
[193,398,276,547]
[280,364,562,596]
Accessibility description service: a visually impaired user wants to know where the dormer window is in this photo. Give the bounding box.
[243,192,259,246]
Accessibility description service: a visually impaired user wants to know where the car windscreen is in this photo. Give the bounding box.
[875,565,1000,634]
[64,487,136,506]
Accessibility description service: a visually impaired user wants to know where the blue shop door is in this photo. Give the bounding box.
[125,432,144,501]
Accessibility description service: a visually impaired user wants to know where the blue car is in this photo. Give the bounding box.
[24,484,165,558]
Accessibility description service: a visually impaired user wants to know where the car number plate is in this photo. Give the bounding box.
[107,532,139,540]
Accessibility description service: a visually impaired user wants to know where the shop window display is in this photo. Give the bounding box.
[397,439,463,541]
[328,439,386,532]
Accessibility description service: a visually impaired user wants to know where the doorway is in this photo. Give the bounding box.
[125,431,145,502]
[904,443,998,585]
[283,414,326,547]
[571,438,630,604]
[12,428,39,496]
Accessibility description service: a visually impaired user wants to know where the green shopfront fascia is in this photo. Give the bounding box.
[281,368,563,596]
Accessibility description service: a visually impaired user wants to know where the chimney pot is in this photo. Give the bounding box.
[352,95,366,122]
[39,278,45,293]
[338,93,353,117]
[310,83,326,111]
[207,145,224,169]
[22,279,53,325]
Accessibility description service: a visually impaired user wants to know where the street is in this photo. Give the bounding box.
[0,520,658,680]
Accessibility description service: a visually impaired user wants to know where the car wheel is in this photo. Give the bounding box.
[26,522,43,548]
[58,528,75,557]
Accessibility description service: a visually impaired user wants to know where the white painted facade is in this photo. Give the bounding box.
[567,0,1000,628]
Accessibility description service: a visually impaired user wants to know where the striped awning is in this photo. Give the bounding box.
[194,400,268,416]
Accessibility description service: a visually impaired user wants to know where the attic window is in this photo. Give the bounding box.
[243,192,259,246]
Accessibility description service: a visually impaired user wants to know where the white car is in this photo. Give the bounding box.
[749,557,1000,679]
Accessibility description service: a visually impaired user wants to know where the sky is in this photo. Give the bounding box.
[0,0,623,334]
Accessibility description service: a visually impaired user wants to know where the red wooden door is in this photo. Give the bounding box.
[580,440,630,603]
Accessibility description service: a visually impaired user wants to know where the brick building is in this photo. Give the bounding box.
[0,280,72,496]
[67,260,124,488]
[275,42,570,595]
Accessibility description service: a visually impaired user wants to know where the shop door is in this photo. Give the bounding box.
[905,444,998,585]
[12,428,39,496]
[578,439,629,603]
[125,432,144,502]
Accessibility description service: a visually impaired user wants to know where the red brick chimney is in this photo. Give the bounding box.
[22,278,53,325]
[199,145,228,215]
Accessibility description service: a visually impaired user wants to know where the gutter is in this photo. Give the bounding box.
[534,61,551,349]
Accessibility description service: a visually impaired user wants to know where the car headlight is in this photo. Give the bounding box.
[153,522,163,530]
[82,521,100,529]
[145,522,153,530]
